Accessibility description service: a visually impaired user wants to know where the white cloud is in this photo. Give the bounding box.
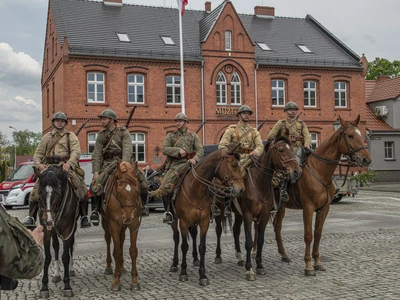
[0,95,41,124]
[0,42,41,90]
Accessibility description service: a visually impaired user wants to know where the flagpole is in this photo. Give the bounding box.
[178,4,185,114]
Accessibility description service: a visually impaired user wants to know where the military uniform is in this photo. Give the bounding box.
[0,206,44,279]
[267,118,311,153]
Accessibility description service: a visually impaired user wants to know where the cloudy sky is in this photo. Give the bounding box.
[0,0,399,140]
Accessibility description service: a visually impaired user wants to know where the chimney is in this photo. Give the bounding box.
[104,0,122,7]
[254,6,275,18]
[376,75,391,81]
[205,1,211,12]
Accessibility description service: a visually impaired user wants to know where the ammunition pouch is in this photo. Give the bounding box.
[177,152,196,160]
[290,135,303,142]
[91,172,109,196]
[238,147,254,154]
[75,165,85,178]
[45,155,70,164]
[103,150,122,160]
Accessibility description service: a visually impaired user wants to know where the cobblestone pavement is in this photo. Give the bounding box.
[1,190,400,299]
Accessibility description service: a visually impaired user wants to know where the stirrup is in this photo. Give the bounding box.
[212,204,221,217]
[163,212,173,225]
[224,206,232,217]
[22,216,36,227]
[142,205,150,216]
[280,190,289,203]
[90,211,100,226]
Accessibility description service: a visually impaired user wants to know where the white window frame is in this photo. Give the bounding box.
[127,74,144,104]
[216,72,227,105]
[166,76,181,104]
[256,42,271,51]
[230,72,241,105]
[335,81,347,108]
[310,133,318,150]
[304,81,317,107]
[161,36,175,45]
[225,31,231,51]
[272,79,285,106]
[131,133,145,163]
[88,133,98,154]
[87,72,105,103]
[116,33,130,43]
[297,44,313,53]
[384,141,394,160]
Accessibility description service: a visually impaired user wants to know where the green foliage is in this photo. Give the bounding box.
[349,170,377,186]
[366,58,400,80]
[11,130,42,156]
[0,131,12,181]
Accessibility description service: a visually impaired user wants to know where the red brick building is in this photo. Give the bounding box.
[42,0,367,169]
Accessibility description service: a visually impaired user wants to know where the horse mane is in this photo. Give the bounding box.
[264,135,291,153]
[118,161,137,184]
[40,165,67,187]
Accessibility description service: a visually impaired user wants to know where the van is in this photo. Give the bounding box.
[0,155,93,209]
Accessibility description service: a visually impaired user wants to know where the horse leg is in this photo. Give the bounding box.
[40,232,52,299]
[69,235,76,277]
[233,214,244,266]
[214,215,223,264]
[129,227,140,291]
[119,227,127,274]
[52,233,62,283]
[252,221,258,259]
[110,223,122,291]
[189,225,200,267]
[312,205,330,272]
[198,219,210,286]
[102,219,113,275]
[273,207,291,262]
[178,225,189,282]
[170,220,179,272]
[243,214,256,281]
[255,220,268,275]
[303,208,316,276]
[61,238,74,297]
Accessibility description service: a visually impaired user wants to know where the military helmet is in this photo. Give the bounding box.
[236,105,253,116]
[52,111,68,124]
[174,112,189,122]
[98,109,117,121]
[284,101,299,111]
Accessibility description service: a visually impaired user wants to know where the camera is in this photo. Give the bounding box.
[0,275,19,290]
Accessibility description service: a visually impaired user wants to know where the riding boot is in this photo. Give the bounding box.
[162,195,173,225]
[90,196,100,226]
[79,200,91,228]
[23,201,38,229]
[279,180,289,206]
[141,193,149,216]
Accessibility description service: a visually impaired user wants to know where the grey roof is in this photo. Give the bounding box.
[50,0,362,69]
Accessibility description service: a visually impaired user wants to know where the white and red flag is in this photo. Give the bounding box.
[177,0,188,16]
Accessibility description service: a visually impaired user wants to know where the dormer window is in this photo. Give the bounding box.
[116,33,130,43]
[161,36,175,45]
[297,44,313,53]
[256,42,272,51]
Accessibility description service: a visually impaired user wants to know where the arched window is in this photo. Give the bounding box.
[216,72,227,105]
[230,72,241,105]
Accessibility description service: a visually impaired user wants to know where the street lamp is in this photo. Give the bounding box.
[9,126,17,170]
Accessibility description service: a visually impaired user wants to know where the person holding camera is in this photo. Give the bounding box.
[0,205,44,290]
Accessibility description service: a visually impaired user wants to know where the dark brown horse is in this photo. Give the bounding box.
[34,165,80,298]
[169,147,245,286]
[273,115,372,276]
[100,161,141,291]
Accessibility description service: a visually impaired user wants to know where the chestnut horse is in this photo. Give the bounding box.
[273,115,372,276]
[33,165,80,298]
[100,161,141,291]
[169,147,245,286]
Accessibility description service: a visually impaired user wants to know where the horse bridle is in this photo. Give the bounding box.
[112,178,140,210]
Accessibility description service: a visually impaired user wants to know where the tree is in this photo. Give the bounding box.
[0,131,12,181]
[11,130,42,156]
[366,58,400,80]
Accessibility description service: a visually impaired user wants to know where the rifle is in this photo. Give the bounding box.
[294,111,303,121]
[124,105,137,128]
[195,120,206,134]
[257,117,268,131]
[75,119,89,136]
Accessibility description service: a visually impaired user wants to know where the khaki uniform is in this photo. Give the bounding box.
[159,128,204,195]
[218,121,264,162]
[0,207,44,279]
[267,118,311,153]
[30,128,86,201]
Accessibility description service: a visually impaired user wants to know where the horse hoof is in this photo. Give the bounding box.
[169,266,178,273]
[130,283,141,290]
[179,274,189,282]
[237,260,245,267]
[63,289,74,297]
[193,260,200,267]
[246,273,256,281]
[214,257,222,264]
[111,284,121,292]
[52,275,62,283]
[40,291,50,298]
[282,257,292,263]
[104,268,113,275]
[314,264,326,271]
[69,270,76,277]
[256,267,266,275]
[304,269,316,276]
[199,278,209,286]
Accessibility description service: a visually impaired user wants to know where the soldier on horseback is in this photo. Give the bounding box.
[149,112,204,224]
[23,112,91,228]
[90,109,148,225]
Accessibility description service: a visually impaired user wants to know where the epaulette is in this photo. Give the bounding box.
[119,126,127,131]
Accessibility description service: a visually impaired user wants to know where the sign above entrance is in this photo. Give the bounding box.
[216,108,239,115]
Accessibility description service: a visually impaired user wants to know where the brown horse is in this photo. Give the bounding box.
[169,147,245,286]
[273,115,372,276]
[100,161,141,291]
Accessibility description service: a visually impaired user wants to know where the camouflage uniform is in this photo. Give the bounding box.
[267,118,311,153]
[0,206,44,279]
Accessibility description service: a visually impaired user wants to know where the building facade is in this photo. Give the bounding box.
[42,0,367,169]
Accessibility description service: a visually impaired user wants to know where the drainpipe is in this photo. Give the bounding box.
[201,58,205,144]
[254,60,260,128]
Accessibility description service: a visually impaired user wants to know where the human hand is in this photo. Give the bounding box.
[62,162,71,172]
[188,158,197,165]
[38,164,47,172]
[92,172,99,183]
[30,225,44,247]
[179,148,186,157]
[304,143,310,149]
